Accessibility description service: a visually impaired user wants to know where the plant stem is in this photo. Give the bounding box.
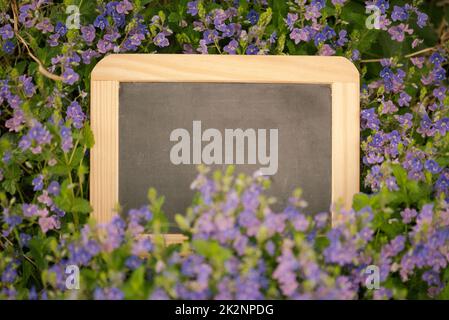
[360,46,438,63]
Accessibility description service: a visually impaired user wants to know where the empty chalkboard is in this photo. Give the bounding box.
[119,83,331,228]
[90,54,360,241]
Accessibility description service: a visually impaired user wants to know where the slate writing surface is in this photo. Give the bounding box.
[119,83,331,230]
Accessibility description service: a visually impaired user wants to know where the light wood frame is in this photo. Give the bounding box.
[90,54,360,244]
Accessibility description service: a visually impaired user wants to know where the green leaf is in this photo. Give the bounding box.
[352,192,371,211]
[82,123,95,148]
[192,239,232,267]
[28,237,48,269]
[175,214,190,231]
[123,266,147,299]
[168,12,180,23]
[392,164,407,188]
[257,8,272,28]
[71,198,92,213]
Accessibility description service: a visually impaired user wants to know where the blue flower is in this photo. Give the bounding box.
[223,39,238,54]
[66,101,86,129]
[245,44,259,55]
[94,15,109,30]
[32,174,44,191]
[48,181,61,196]
[125,256,143,269]
[425,159,441,174]
[1,265,17,284]
[247,10,259,25]
[187,1,199,16]
[2,40,15,54]
[94,287,124,300]
[55,21,67,36]
[391,6,408,21]
[0,24,14,40]
[314,32,326,46]
[62,68,80,85]
[153,32,169,47]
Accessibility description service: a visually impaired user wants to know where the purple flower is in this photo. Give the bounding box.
[5,109,25,132]
[197,39,208,54]
[19,122,52,154]
[55,21,67,36]
[132,238,153,256]
[387,235,405,256]
[2,40,14,54]
[381,100,398,114]
[60,125,73,152]
[273,241,298,297]
[247,10,259,25]
[319,44,336,56]
[94,15,108,30]
[0,24,14,39]
[388,24,413,42]
[66,101,86,129]
[336,30,348,46]
[62,68,79,85]
[94,287,124,300]
[48,33,60,47]
[351,49,360,61]
[187,1,199,16]
[81,25,96,44]
[385,176,399,191]
[223,39,238,54]
[424,159,441,174]
[32,174,44,191]
[150,288,169,300]
[435,118,449,136]
[285,13,298,31]
[401,208,418,224]
[433,86,446,102]
[19,75,36,97]
[48,181,61,196]
[116,0,133,14]
[391,6,408,21]
[22,204,39,217]
[411,56,425,68]
[416,11,428,28]
[314,212,329,229]
[153,32,169,47]
[125,256,142,269]
[7,94,22,109]
[203,29,219,45]
[68,243,93,265]
[398,92,411,107]
[36,18,54,33]
[1,265,17,284]
[395,113,413,129]
[81,49,100,65]
[361,108,380,130]
[97,39,114,53]
[290,27,312,44]
[245,44,259,55]
[430,52,446,66]
[314,32,327,46]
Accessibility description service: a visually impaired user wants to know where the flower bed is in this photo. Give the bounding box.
[0,0,448,299]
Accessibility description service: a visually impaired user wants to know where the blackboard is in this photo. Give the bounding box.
[90,54,360,241]
[119,82,332,228]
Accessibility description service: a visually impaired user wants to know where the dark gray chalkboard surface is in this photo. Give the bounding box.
[119,83,331,229]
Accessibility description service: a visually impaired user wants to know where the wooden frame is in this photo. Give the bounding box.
[90,54,360,244]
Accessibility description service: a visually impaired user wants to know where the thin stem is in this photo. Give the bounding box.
[360,46,438,63]
[11,0,63,81]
